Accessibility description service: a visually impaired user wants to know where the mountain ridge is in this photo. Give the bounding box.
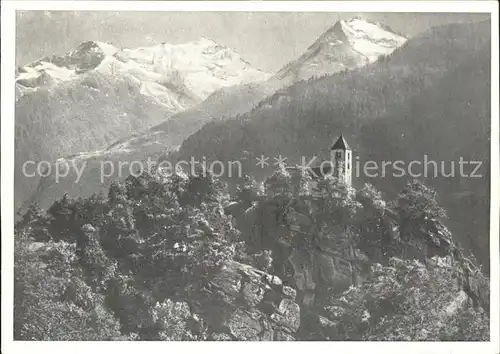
[16,37,270,107]
[142,17,408,150]
[23,20,487,215]
[174,20,491,269]
[14,37,270,211]
[274,17,407,84]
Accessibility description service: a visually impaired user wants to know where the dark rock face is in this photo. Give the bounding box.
[270,299,301,333]
[233,201,363,306]
[193,261,301,340]
[225,309,265,340]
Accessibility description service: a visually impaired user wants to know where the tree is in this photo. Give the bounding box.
[393,180,452,260]
[14,233,124,340]
[290,165,313,197]
[395,180,447,222]
[80,224,118,292]
[264,163,293,199]
[15,167,240,339]
[180,165,225,208]
[15,203,52,242]
[323,257,489,341]
[236,174,259,207]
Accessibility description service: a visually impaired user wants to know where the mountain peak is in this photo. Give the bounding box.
[337,18,407,60]
[273,18,407,83]
[16,37,270,107]
[344,17,406,38]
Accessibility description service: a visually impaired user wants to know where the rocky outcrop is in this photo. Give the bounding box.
[232,200,366,306]
[191,261,301,340]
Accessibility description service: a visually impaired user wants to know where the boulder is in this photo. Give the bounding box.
[270,299,301,333]
[274,330,295,341]
[282,286,297,300]
[225,309,262,340]
[193,261,301,341]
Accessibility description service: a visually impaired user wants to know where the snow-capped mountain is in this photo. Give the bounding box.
[17,18,408,214]
[15,38,270,110]
[274,17,407,84]
[160,18,408,128]
[14,38,269,212]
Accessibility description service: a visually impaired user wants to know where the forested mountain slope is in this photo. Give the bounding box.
[15,167,490,340]
[176,20,491,270]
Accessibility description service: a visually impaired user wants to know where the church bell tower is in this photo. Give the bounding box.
[330,135,352,185]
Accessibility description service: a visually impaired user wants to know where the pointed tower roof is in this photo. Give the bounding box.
[331,135,351,150]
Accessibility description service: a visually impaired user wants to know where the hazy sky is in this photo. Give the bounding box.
[16,11,489,72]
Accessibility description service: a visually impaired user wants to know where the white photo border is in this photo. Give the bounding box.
[1,2,498,353]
